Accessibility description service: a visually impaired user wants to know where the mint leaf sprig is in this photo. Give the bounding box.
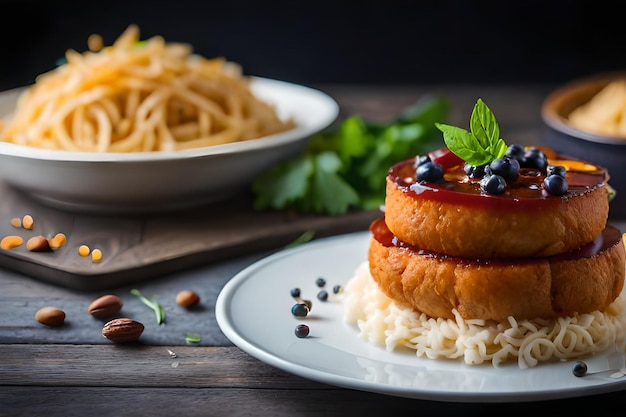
[435,98,508,166]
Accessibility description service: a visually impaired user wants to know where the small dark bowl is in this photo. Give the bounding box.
[542,72,626,220]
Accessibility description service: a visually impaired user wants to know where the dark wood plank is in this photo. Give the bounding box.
[3,385,626,417]
[0,251,264,345]
[2,345,626,417]
[0,345,318,388]
[0,182,380,291]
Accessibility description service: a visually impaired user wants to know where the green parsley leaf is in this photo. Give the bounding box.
[185,333,202,344]
[435,98,507,166]
[252,96,450,215]
[252,156,314,210]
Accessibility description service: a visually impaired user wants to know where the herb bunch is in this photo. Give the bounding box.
[252,96,450,215]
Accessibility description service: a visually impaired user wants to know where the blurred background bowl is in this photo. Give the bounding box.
[0,78,339,214]
[542,72,626,220]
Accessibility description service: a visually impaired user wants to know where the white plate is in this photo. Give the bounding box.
[0,77,338,214]
[216,231,626,403]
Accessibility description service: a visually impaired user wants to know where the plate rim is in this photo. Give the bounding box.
[216,231,626,403]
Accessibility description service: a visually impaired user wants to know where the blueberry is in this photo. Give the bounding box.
[291,303,309,317]
[317,290,328,301]
[480,174,507,195]
[489,157,520,182]
[522,147,548,172]
[547,165,567,178]
[415,154,431,167]
[290,288,301,298]
[295,324,310,338]
[505,144,525,163]
[572,361,588,377]
[464,163,487,179]
[544,174,568,196]
[416,161,444,182]
[315,277,326,287]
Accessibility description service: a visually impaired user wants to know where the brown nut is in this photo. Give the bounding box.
[176,290,200,308]
[35,306,66,327]
[102,318,144,343]
[88,294,123,319]
[26,236,52,252]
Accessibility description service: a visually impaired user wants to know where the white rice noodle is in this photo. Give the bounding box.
[343,261,626,369]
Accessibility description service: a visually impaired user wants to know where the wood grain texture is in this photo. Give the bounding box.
[1,344,625,416]
[2,85,626,416]
[0,183,380,290]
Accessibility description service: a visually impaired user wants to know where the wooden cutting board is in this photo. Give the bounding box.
[0,181,379,291]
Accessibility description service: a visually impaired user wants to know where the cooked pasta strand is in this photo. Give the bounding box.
[0,24,294,152]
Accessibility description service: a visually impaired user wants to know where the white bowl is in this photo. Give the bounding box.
[541,72,626,219]
[0,77,339,214]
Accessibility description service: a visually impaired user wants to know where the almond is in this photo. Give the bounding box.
[35,306,66,327]
[26,235,52,252]
[176,290,200,308]
[102,318,144,343]
[88,294,123,319]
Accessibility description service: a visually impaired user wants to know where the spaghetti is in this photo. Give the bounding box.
[0,25,295,152]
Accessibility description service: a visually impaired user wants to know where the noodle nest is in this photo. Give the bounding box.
[343,261,626,369]
[0,25,295,152]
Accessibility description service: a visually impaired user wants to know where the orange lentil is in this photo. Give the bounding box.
[78,245,90,257]
[10,217,21,228]
[91,248,103,263]
[1,235,23,250]
[48,233,67,249]
[22,214,34,230]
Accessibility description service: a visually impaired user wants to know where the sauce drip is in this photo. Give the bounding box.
[370,217,623,265]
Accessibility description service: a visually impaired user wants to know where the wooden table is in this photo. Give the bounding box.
[2,84,626,416]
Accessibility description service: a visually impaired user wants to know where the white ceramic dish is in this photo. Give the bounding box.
[0,77,339,214]
[216,231,626,403]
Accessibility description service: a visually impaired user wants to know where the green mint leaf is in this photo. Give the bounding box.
[436,98,507,166]
[469,98,500,149]
[435,123,488,164]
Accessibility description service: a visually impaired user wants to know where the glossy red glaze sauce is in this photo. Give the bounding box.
[388,147,608,210]
[370,217,623,265]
